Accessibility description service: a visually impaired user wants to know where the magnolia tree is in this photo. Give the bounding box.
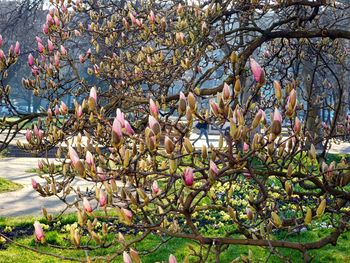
[0,0,350,262]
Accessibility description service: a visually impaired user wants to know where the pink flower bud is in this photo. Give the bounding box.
[149,10,156,23]
[38,42,44,53]
[15,41,20,55]
[152,181,159,194]
[31,66,39,76]
[28,54,34,66]
[0,50,5,60]
[79,54,85,63]
[0,35,3,47]
[43,23,49,34]
[74,29,81,37]
[83,197,93,213]
[149,98,158,118]
[47,40,54,52]
[116,108,125,127]
[89,86,97,103]
[129,12,137,25]
[209,160,219,176]
[9,45,14,55]
[97,167,106,181]
[54,16,60,27]
[60,45,67,56]
[33,125,39,138]
[123,251,132,263]
[85,151,94,166]
[55,105,60,116]
[183,167,194,186]
[46,14,54,25]
[36,36,42,43]
[60,101,68,115]
[38,160,44,170]
[210,100,219,116]
[112,117,123,144]
[169,254,178,263]
[69,146,80,165]
[243,142,249,153]
[34,221,45,242]
[122,208,133,220]
[250,58,264,83]
[148,115,160,134]
[31,178,39,190]
[124,120,135,136]
[223,82,231,100]
[99,189,107,207]
[246,207,253,220]
[77,105,83,118]
[273,108,282,123]
[179,91,186,101]
[25,129,32,142]
[294,117,301,134]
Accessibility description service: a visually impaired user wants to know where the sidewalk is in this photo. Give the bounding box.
[0,157,95,217]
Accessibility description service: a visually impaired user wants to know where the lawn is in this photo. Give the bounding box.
[0,213,349,263]
[0,177,22,193]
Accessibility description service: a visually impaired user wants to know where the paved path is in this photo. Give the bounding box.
[0,134,349,217]
[0,157,95,217]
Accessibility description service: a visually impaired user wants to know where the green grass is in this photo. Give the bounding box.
[0,177,22,193]
[0,213,349,263]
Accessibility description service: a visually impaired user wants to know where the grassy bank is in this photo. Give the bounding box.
[0,178,22,193]
[0,214,349,263]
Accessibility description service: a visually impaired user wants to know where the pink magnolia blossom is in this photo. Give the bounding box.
[294,117,301,134]
[60,45,67,56]
[149,10,156,23]
[89,86,97,103]
[47,40,54,52]
[83,197,93,213]
[113,117,123,137]
[179,91,186,101]
[27,54,34,66]
[124,120,135,136]
[34,221,45,242]
[85,151,95,166]
[183,167,194,186]
[8,45,14,55]
[209,160,219,176]
[0,50,5,60]
[31,178,39,190]
[116,109,125,127]
[77,105,83,118]
[97,167,107,181]
[210,100,219,116]
[25,129,32,142]
[68,146,80,165]
[243,142,249,153]
[250,58,264,83]
[152,181,159,194]
[223,82,231,100]
[123,251,132,263]
[36,36,42,43]
[0,35,3,47]
[273,108,282,123]
[169,254,178,263]
[149,98,158,118]
[42,23,49,34]
[60,101,68,115]
[15,41,20,55]
[54,105,60,116]
[38,42,44,53]
[122,208,133,220]
[46,14,54,25]
[99,189,107,207]
[38,160,44,170]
